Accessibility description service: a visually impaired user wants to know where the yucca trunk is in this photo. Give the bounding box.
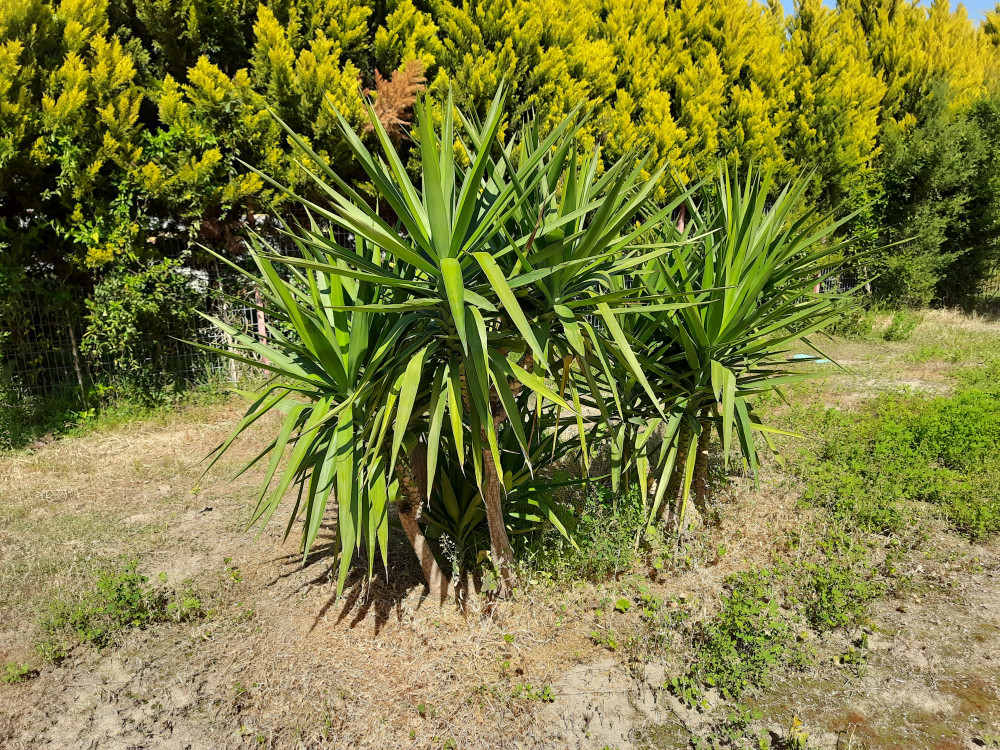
[658,418,693,526]
[454,359,518,597]
[477,351,532,598]
[481,447,515,596]
[395,444,454,602]
[691,422,713,521]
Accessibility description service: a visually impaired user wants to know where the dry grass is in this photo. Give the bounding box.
[0,393,819,749]
[768,306,1000,411]
[1,314,1000,749]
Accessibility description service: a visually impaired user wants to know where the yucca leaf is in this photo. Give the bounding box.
[390,345,430,473]
[710,361,737,466]
[335,404,357,595]
[426,365,448,498]
[441,257,467,346]
[473,252,545,363]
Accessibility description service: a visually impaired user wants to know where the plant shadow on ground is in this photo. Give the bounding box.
[263,521,485,635]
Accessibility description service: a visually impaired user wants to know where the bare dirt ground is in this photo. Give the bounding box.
[1,309,998,749]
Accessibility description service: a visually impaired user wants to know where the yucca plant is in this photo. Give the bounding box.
[420,383,585,566]
[614,167,862,533]
[204,88,683,599]
[200,234,434,592]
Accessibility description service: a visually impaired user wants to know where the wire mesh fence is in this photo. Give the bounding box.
[0,226,358,415]
[0,285,257,407]
[819,267,869,295]
[0,226,352,420]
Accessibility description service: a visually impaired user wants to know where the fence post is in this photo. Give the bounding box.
[67,323,88,407]
[255,288,269,366]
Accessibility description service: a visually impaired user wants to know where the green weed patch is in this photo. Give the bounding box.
[668,568,793,705]
[795,389,1000,541]
[41,561,204,649]
[667,532,893,708]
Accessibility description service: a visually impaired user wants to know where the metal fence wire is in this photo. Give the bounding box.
[0,226,355,409]
[0,285,257,405]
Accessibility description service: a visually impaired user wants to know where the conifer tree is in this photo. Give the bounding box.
[986,4,1000,48]
[0,0,145,271]
[3,0,1000,307]
[787,0,885,207]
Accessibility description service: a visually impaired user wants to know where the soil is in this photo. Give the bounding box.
[2,316,1000,749]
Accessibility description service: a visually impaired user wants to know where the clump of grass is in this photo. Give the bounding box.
[954,356,1000,392]
[829,305,878,339]
[0,377,232,452]
[41,561,204,649]
[880,309,923,342]
[830,306,923,342]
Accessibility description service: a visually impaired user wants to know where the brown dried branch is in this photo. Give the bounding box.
[364,59,426,141]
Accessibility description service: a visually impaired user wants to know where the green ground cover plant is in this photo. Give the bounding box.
[40,562,204,650]
[522,485,647,583]
[668,567,794,706]
[655,511,896,729]
[1,662,36,684]
[955,356,1000,392]
[879,309,923,342]
[794,531,885,631]
[795,388,1000,541]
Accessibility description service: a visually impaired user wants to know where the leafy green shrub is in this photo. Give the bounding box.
[830,305,877,339]
[668,568,792,704]
[525,486,646,582]
[82,259,205,404]
[41,561,204,648]
[874,85,1000,306]
[795,390,1000,540]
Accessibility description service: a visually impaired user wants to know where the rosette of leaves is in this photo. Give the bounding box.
[614,167,863,533]
[202,88,686,600]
